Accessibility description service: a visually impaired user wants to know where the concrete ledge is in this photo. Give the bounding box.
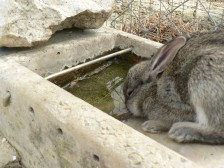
[105,27,163,58]
[0,59,196,167]
[0,28,162,77]
[0,29,117,77]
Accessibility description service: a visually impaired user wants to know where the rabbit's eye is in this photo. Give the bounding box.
[145,76,153,83]
[127,90,133,97]
[127,88,134,97]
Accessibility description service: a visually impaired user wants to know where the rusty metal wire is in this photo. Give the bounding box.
[106,0,224,43]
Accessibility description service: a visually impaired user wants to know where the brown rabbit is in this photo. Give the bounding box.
[123,31,224,144]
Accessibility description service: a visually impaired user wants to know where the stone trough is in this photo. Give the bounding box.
[0,27,223,168]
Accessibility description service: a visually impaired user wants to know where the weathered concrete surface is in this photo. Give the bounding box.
[106,27,163,58]
[0,29,117,77]
[0,60,196,168]
[126,118,224,168]
[0,28,161,77]
[0,131,19,167]
[0,0,113,47]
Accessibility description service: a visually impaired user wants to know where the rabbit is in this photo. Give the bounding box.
[123,30,224,144]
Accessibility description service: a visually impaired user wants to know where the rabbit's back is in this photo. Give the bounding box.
[163,30,224,105]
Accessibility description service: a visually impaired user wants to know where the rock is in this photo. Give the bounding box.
[0,0,114,47]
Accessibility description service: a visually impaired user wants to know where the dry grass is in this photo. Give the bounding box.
[121,12,212,43]
[108,0,224,43]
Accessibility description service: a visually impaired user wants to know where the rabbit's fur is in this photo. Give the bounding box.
[123,31,224,144]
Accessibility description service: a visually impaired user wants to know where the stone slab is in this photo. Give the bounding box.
[0,0,113,47]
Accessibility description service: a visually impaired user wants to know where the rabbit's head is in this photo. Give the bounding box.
[123,36,187,116]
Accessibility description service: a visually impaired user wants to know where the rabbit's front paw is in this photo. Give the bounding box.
[142,120,171,133]
[168,122,201,143]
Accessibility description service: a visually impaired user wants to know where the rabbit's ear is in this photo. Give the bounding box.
[151,36,186,76]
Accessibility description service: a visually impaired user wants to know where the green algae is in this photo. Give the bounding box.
[53,53,142,119]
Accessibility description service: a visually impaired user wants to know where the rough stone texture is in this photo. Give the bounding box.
[0,0,114,47]
[0,59,196,168]
[0,132,19,167]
